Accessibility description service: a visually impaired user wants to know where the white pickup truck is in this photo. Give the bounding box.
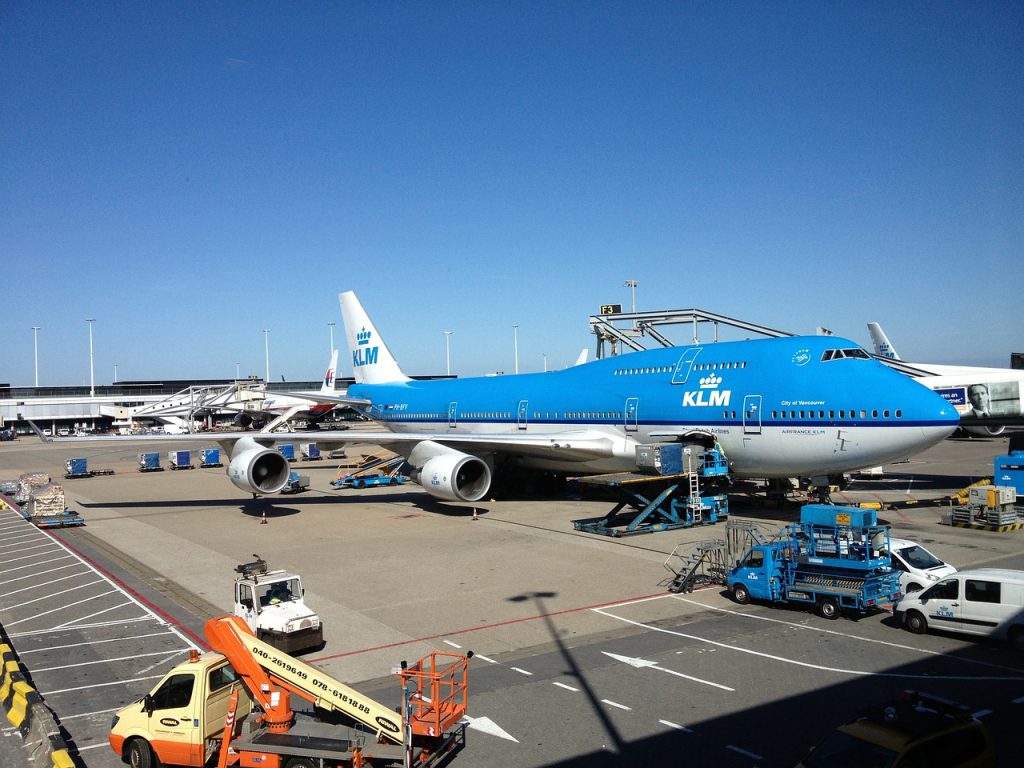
[233,556,324,653]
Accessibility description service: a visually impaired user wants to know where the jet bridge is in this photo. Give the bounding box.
[589,307,794,359]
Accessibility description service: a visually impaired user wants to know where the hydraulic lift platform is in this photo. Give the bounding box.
[572,446,730,537]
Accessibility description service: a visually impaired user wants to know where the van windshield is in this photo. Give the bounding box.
[897,544,943,570]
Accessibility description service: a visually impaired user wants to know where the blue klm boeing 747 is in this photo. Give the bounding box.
[35,292,960,502]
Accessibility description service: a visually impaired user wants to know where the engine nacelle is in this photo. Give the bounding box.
[227,437,291,495]
[407,442,491,502]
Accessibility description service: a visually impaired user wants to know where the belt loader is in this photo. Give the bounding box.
[109,615,470,768]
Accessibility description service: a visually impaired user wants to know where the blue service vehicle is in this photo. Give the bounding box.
[727,505,902,619]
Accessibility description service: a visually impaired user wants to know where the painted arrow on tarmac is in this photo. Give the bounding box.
[460,715,519,742]
[602,651,734,691]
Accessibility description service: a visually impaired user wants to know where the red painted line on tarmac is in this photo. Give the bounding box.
[307,591,668,663]
[47,533,210,650]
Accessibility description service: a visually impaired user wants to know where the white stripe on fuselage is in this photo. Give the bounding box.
[365,418,949,478]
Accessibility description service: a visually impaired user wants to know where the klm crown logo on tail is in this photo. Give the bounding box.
[682,374,731,407]
[353,327,378,368]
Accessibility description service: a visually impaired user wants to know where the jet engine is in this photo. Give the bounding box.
[227,437,291,495]
[407,441,492,502]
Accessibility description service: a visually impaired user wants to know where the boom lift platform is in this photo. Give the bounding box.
[572,444,730,537]
[109,614,470,768]
[664,519,776,592]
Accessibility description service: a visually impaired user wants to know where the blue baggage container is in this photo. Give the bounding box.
[169,450,192,469]
[300,442,321,460]
[200,448,221,467]
[278,444,295,461]
[139,452,161,471]
[65,458,89,476]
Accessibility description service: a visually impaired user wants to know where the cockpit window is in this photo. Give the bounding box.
[821,348,870,361]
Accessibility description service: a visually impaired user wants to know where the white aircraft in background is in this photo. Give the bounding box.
[868,322,1024,436]
[243,349,342,430]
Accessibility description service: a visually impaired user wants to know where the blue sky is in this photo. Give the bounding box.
[2,1,1021,387]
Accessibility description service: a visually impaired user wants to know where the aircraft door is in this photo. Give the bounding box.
[743,395,762,435]
[517,400,529,430]
[448,402,458,429]
[624,397,639,432]
[671,348,702,385]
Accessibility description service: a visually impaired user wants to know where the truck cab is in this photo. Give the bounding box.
[109,651,253,768]
[233,556,323,654]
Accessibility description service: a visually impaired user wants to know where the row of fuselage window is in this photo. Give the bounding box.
[384,407,903,422]
[613,361,748,376]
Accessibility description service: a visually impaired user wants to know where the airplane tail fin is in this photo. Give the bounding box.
[339,292,410,385]
[321,348,339,393]
[867,322,900,360]
[573,348,589,366]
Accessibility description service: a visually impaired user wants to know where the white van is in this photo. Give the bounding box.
[894,568,1024,650]
[881,538,956,594]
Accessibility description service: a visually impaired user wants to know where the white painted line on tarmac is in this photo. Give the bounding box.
[443,640,462,648]
[16,630,177,655]
[137,651,187,675]
[5,615,156,638]
[1,579,105,611]
[602,651,734,691]
[2,572,95,599]
[51,706,121,721]
[5,589,119,626]
[53,600,136,629]
[0,550,78,566]
[0,554,73,575]
[659,719,693,732]
[973,709,992,718]
[473,654,498,664]
[510,666,533,676]
[671,595,1024,676]
[602,699,631,711]
[553,682,579,692]
[32,649,189,674]
[0,540,54,553]
[592,607,1024,683]
[727,744,763,760]
[41,531,202,651]
[44,674,166,696]
[0,563,84,586]
[1013,695,1024,704]
[0,534,51,549]
[74,743,111,752]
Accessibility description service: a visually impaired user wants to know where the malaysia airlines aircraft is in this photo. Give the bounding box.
[33,295,959,502]
[868,322,1024,437]
[241,349,341,429]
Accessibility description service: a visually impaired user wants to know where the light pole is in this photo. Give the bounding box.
[444,331,453,376]
[512,324,520,375]
[542,353,548,372]
[624,279,639,314]
[113,364,118,383]
[263,329,271,382]
[235,362,240,381]
[85,318,96,397]
[31,326,40,387]
[328,321,336,354]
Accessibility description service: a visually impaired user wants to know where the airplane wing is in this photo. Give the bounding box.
[277,392,372,407]
[28,421,618,462]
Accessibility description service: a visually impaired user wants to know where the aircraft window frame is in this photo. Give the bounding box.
[896,409,902,418]
[860,410,867,419]
[884,409,890,418]
[872,410,878,418]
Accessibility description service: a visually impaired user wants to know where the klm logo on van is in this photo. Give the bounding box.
[682,374,732,407]
[352,328,378,368]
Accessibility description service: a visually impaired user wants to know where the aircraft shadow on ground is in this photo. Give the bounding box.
[505,589,1022,768]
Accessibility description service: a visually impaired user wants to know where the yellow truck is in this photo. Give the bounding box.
[109,615,470,768]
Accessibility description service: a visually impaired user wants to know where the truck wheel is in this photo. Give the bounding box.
[127,738,157,768]
[817,597,839,620]
[905,610,928,635]
[732,584,750,605]
[1008,626,1024,652]
[284,759,315,768]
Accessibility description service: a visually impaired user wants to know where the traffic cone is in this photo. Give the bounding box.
[471,508,478,521]
[260,511,268,525]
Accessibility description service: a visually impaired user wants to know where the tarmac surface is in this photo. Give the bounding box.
[1,432,1022,767]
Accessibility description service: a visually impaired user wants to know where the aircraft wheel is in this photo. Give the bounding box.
[284,759,315,768]
[817,597,839,620]
[732,584,750,605]
[905,610,928,635]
